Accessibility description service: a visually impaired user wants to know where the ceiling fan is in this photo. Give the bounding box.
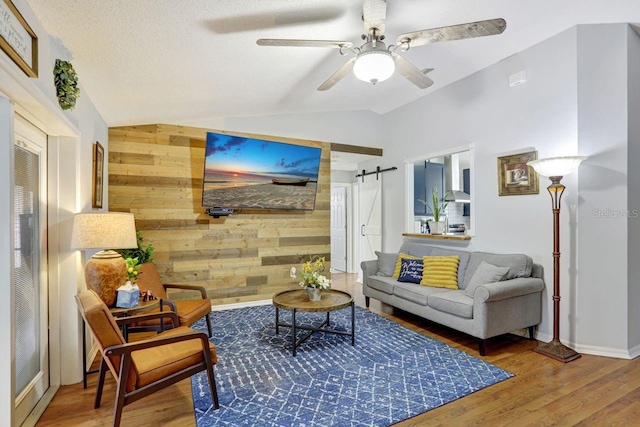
[257,0,506,91]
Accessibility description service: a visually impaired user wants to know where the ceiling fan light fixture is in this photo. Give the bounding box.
[353,50,395,84]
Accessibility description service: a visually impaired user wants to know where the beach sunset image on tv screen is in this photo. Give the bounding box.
[202,132,322,210]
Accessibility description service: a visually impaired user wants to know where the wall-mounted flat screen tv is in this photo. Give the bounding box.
[202,132,322,210]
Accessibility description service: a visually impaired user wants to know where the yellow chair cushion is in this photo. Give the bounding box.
[392,253,420,279]
[421,256,460,290]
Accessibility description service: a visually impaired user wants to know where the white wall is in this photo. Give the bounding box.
[180,109,387,150]
[576,24,630,356]
[0,0,108,423]
[627,26,640,352]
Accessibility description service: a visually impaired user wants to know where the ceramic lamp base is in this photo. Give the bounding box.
[84,250,128,307]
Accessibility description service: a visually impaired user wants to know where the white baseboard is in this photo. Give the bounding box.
[628,343,640,359]
[573,343,635,359]
[211,299,272,311]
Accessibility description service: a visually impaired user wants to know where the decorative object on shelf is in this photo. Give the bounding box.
[498,151,539,196]
[527,155,587,362]
[0,0,38,77]
[71,212,138,307]
[92,142,104,208]
[419,184,449,235]
[53,58,79,110]
[290,255,331,300]
[116,229,154,264]
[140,289,156,302]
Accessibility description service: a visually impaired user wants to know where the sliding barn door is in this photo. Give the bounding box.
[357,176,381,282]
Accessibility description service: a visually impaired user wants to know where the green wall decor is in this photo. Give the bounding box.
[53,59,80,110]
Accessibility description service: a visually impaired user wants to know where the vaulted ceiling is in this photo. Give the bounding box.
[27,0,640,127]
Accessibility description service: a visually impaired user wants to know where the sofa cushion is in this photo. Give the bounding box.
[366,276,397,295]
[421,256,459,290]
[393,282,449,306]
[375,251,398,277]
[428,291,474,319]
[464,261,510,297]
[431,248,471,288]
[393,253,420,279]
[397,258,423,284]
[463,252,533,288]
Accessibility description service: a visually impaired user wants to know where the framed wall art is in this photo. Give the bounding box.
[497,150,539,196]
[92,142,104,208]
[0,0,38,77]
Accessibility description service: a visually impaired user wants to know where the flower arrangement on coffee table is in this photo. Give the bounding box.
[290,256,331,300]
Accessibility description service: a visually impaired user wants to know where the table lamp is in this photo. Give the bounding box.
[71,212,138,307]
[527,155,586,362]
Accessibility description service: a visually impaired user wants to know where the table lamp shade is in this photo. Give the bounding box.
[71,212,138,306]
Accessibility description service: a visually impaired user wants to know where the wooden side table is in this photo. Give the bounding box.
[272,289,355,356]
[82,298,160,388]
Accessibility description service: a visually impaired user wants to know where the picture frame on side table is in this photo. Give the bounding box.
[0,0,38,77]
[497,150,539,196]
[92,142,104,208]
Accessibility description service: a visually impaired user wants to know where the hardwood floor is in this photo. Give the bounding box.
[37,274,640,426]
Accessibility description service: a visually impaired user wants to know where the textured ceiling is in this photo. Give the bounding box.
[26,0,640,127]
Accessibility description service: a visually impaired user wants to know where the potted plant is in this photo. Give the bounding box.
[419,184,449,235]
[116,230,154,265]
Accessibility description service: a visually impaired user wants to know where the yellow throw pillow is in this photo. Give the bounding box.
[421,256,460,290]
[393,253,420,279]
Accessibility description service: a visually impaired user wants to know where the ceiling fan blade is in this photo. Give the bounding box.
[396,18,507,48]
[392,53,434,89]
[257,39,353,48]
[317,57,356,91]
[363,0,387,34]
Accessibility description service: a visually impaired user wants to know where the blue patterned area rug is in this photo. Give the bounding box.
[191,305,513,426]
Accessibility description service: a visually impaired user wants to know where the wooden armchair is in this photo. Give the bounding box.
[132,263,213,337]
[75,290,219,427]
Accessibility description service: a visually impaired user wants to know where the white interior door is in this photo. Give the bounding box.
[357,176,382,282]
[13,115,49,426]
[330,186,347,272]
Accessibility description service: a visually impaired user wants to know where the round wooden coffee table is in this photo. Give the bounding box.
[272,289,355,356]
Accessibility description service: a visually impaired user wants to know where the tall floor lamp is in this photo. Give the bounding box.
[527,156,586,363]
[71,212,138,307]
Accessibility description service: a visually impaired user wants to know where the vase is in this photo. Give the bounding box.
[428,220,446,235]
[307,288,321,301]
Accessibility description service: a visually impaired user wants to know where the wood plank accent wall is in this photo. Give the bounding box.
[108,124,331,305]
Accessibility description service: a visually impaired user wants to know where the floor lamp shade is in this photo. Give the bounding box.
[71,213,138,306]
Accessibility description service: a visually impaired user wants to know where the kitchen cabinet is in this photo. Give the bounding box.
[414,161,445,216]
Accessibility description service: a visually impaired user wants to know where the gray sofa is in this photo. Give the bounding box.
[361,239,545,355]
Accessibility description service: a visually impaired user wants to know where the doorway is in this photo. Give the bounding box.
[13,115,49,426]
[330,186,347,272]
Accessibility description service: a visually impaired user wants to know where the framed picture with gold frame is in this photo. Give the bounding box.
[92,142,104,208]
[0,0,38,77]
[498,151,539,196]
